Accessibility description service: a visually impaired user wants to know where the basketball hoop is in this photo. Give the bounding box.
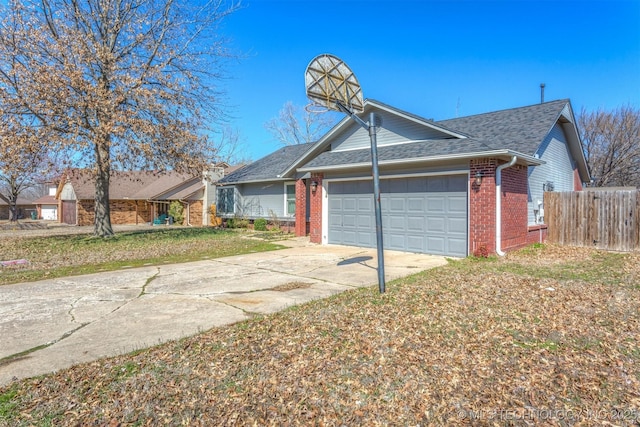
[305,54,364,114]
[304,102,332,114]
[303,53,386,294]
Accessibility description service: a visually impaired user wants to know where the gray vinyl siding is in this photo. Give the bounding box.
[528,123,575,224]
[235,182,288,219]
[323,163,468,181]
[331,111,453,152]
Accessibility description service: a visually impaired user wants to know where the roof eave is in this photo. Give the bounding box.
[218,177,291,186]
[297,150,544,173]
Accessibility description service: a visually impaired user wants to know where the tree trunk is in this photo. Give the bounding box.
[94,139,114,237]
[7,192,18,222]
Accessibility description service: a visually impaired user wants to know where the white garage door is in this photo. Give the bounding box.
[41,205,58,220]
[327,175,468,257]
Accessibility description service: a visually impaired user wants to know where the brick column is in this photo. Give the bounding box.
[469,159,497,255]
[500,164,529,251]
[294,178,307,237]
[309,173,323,244]
[573,167,583,191]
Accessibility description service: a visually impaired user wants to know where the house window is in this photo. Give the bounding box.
[285,183,296,216]
[217,187,235,214]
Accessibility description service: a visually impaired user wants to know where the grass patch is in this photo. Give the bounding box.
[0,228,285,286]
[0,385,18,420]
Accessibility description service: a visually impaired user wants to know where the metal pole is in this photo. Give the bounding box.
[334,102,386,293]
[368,112,385,293]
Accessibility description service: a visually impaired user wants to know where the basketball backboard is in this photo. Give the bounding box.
[305,54,364,114]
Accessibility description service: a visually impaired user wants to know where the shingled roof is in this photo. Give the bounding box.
[221,99,577,180]
[60,169,196,200]
[300,137,498,170]
[437,99,569,155]
[220,143,314,184]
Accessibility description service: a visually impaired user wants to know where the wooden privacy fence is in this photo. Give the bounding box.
[545,190,640,252]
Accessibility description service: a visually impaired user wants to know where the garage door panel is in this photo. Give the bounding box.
[357,232,374,247]
[448,217,467,234]
[447,238,468,256]
[427,217,445,232]
[448,195,467,213]
[342,198,357,212]
[426,236,445,253]
[407,216,424,232]
[388,234,406,250]
[328,176,467,256]
[342,214,357,227]
[358,197,372,211]
[426,196,445,213]
[357,215,372,229]
[329,214,343,227]
[389,197,405,212]
[407,236,424,252]
[389,215,406,231]
[407,197,424,212]
[340,231,357,245]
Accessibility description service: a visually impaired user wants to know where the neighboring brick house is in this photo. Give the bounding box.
[0,197,35,220]
[33,183,60,220]
[56,166,230,226]
[221,99,590,257]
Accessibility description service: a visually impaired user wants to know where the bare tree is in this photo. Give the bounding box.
[579,105,640,188]
[0,115,54,221]
[265,101,339,146]
[0,0,240,237]
[213,126,252,165]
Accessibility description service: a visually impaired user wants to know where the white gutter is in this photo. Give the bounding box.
[297,150,543,173]
[495,156,517,256]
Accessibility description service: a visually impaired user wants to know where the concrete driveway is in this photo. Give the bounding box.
[0,238,447,386]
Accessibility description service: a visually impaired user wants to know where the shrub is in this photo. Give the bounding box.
[254,218,268,231]
[226,217,248,229]
[168,201,184,225]
[473,244,490,258]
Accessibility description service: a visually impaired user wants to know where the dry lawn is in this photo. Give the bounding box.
[1,244,639,426]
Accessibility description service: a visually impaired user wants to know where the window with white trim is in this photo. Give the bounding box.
[285,183,296,216]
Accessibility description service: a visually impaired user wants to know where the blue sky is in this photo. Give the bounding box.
[220,0,640,160]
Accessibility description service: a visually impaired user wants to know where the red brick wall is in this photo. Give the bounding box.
[188,200,203,226]
[77,200,153,226]
[309,173,323,243]
[78,200,95,226]
[295,178,307,237]
[573,167,583,191]
[469,159,497,254]
[469,159,531,255]
[500,164,529,251]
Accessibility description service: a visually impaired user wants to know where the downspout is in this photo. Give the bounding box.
[495,156,517,256]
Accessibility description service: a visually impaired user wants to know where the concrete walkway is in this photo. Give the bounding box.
[0,238,447,386]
